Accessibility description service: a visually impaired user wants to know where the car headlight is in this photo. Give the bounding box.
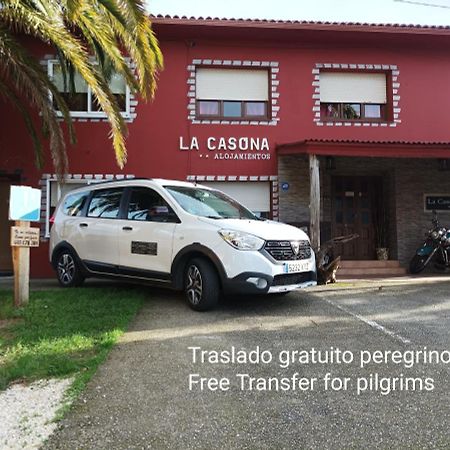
[218,229,264,251]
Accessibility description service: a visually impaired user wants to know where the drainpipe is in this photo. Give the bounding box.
[309,153,321,252]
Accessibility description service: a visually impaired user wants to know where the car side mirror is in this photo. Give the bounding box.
[147,206,180,223]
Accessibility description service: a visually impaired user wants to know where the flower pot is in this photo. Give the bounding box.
[376,247,389,261]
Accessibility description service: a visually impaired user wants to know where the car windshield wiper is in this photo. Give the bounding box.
[205,215,222,219]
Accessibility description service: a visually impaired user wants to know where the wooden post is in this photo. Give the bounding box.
[309,154,321,252]
[12,220,30,307]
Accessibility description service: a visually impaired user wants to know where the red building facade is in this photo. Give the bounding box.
[1,16,450,276]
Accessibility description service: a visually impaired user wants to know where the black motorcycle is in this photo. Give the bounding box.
[409,211,450,274]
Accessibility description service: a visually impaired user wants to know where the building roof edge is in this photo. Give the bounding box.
[149,14,450,34]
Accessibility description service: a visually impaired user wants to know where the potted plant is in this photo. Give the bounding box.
[374,197,389,260]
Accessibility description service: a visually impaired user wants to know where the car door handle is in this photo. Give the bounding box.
[122,226,133,231]
[79,223,88,228]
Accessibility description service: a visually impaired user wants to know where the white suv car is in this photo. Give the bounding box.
[50,179,316,310]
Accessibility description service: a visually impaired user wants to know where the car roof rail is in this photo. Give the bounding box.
[89,177,153,185]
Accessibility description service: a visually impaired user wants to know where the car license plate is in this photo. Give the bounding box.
[283,261,310,273]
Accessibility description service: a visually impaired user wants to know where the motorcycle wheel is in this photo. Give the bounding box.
[409,254,431,274]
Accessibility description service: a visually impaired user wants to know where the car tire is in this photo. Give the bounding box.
[184,258,219,311]
[55,250,85,287]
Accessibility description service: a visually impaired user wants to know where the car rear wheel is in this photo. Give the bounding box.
[56,250,85,287]
[184,258,219,311]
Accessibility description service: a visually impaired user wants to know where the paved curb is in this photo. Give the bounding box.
[1,274,448,293]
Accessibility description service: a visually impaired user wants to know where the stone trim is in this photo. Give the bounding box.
[186,175,277,182]
[312,63,401,127]
[188,59,280,126]
[272,181,279,221]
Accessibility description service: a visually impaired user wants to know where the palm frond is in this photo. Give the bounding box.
[0,24,69,176]
[0,0,163,172]
[0,76,44,168]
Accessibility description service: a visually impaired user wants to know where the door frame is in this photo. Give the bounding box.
[331,175,382,260]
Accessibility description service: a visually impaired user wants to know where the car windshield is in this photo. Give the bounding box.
[164,185,259,220]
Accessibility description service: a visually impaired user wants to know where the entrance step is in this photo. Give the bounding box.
[338,260,407,278]
[340,260,402,269]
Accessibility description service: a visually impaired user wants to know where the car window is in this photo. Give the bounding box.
[62,191,89,217]
[87,188,123,218]
[127,187,178,222]
[164,186,258,220]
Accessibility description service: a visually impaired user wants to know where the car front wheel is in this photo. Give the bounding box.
[56,250,85,287]
[184,258,219,311]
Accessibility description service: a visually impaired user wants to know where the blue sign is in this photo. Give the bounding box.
[281,182,290,192]
[9,186,41,222]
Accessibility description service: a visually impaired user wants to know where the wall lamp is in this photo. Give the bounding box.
[325,156,336,171]
[438,159,450,171]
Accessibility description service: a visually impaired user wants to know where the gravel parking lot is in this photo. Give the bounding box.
[44,279,450,449]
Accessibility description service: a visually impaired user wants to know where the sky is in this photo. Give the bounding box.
[147,0,450,26]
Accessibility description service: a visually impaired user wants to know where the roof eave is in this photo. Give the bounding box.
[150,15,450,36]
[276,140,450,159]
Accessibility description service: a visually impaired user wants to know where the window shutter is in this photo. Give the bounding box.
[109,73,126,94]
[319,72,387,103]
[196,69,269,101]
[201,182,270,213]
[52,64,88,93]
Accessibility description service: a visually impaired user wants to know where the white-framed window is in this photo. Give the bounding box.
[47,60,131,119]
[195,68,270,120]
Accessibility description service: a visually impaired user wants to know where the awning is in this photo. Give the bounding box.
[276,139,450,159]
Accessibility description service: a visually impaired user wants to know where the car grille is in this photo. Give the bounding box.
[264,240,311,261]
[273,272,316,286]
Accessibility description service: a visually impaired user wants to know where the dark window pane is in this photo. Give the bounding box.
[346,211,355,224]
[361,180,368,193]
[361,196,370,209]
[343,103,361,119]
[198,100,219,116]
[223,101,242,117]
[321,103,340,118]
[344,179,355,191]
[336,211,343,223]
[345,197,354,209]
[88,188,123,218]
[63,192,88,217]
[92,94,127,113]
[114,94,126,112]
[364,104,382,118]
[361,211,370,224]
[245,102,266,117]
[335,178,343,192]
[127,188,175,222]
[91,97,101,112]
[57,93,88,112]
[335,197,343,210]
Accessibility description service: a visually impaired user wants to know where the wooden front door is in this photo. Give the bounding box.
[332,176,380,260]
[0,179,13,273]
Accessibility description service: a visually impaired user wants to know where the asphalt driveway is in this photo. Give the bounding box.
[44,279,450,449]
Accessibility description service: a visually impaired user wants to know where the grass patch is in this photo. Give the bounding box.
[0,286,145,394]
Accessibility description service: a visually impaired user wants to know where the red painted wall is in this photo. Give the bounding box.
[2,24,450,277]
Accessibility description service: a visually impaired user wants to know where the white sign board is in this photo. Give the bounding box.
[11,226,40,247]
[9,186,41,222]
